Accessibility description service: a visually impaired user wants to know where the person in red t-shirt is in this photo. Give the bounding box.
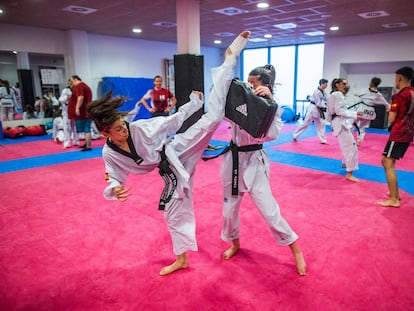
[378,66,414,207]
[68,75,93,151]
[138,75,177,117]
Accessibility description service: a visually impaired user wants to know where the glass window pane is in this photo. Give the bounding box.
[242,48,268,81]
[270,46,296,107]
[296,44,324,117]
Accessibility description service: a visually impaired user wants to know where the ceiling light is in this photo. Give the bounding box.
[330,26,339,31]
[214,40,222,44]
[62,5,97,15]
[382,22,408,29]
[214,32,235,37]
[274,23,297,30]
[214,7,249,16]
[153,21,176,28]
[132,28,142,33]
[358,10,389,19]
[257,3,269,9]
[0,9,3,14]
[304,31,325,36]
[264,34,272,38]
[249,38,268,42]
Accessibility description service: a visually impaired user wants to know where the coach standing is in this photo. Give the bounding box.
[68,75,93,151]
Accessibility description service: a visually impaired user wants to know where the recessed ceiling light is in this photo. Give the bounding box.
[214,7,249,16]
[249,38,268,42]
[358,10,389,19]
[330,26,339,31]
[382,22,408,29]
[264,34,272,38]
[153,21,176,28]
[304,31,325,36]
[257,3,269,9]
[132,28,142,33]
[0,9,3,14]
[62,5,97,15]
[214,40,222,44]
[274,23,297,30]
[214,32,235,37]
[12,51,17,54]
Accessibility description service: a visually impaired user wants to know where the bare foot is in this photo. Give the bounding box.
[346,175,359,182]
[159,254,189,276]
[223,245,240,260]
[289,242,307,276]
[387,192,401,200]
[293,251,307,276]
[223,238,240,260]
[377,199,400,208]
[240,30,251,38]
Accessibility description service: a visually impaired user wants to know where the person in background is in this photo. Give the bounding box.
[59,82,79,149]
[68,75,93,151]
[0,79,17,121]
[327,78,364,182]
[138,75,177,117]
[52,108,65,144]
[219,64,306,276]
[293,78,329,144]
[347,77,391,146]
[44,91,60,114]
[12,82,22,113]
[378,66,414,207]
[23,104,37,119]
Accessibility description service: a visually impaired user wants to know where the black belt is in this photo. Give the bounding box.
[229,142,263,195]
[347,101,365,110]
[157,146,177,210]
[202,141,263,195]
[310,101,326,119]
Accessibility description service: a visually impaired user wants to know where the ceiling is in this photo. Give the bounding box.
[1,0,414,49]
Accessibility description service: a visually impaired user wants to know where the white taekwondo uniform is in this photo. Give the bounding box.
[101,34,248,255]
[327,91,359,172]
[221,106,299,246]
[347,88,390,144]
[293,86,328,143]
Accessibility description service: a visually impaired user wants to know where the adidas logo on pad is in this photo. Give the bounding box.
[236,103,248,117]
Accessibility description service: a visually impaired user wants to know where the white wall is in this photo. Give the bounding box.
[324,30,414,92]
[0,23,224,105]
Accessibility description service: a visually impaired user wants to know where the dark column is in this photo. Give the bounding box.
[174,54,204,133]
[17,69,35,108]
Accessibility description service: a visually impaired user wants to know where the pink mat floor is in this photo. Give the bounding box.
[1,122,413,310]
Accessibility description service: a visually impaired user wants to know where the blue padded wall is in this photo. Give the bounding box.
[101,77,153,121]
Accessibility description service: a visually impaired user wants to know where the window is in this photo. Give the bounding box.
[241,43,324,117]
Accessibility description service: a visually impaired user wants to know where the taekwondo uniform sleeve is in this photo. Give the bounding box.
[102,93,203,200]
[328,91,357,136]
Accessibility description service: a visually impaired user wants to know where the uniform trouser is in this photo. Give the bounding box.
[163,53,237,255]
[1,106,14,121]
[355,118,370,143]
[64,118,79,147]
[337,128,359,172]
[293,106,326,143]
[221,161,298,246]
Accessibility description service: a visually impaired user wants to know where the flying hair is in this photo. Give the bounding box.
[87,91,128,131]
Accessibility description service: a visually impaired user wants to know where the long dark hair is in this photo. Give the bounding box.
[87,92,127,131]
[330,78,347,94]
[248,64,276,94]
